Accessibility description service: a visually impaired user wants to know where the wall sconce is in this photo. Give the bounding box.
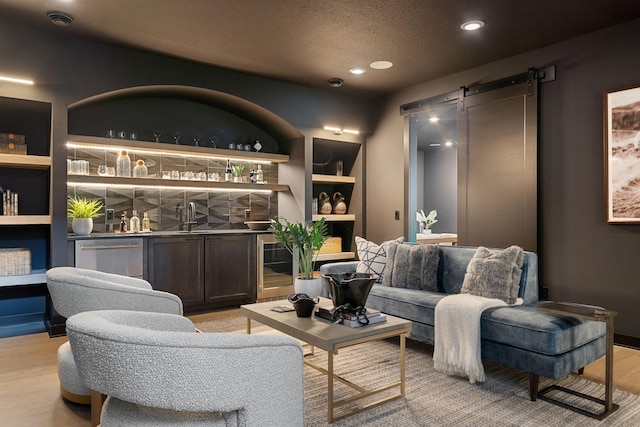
[0,74,34,85]
[323,126,360,135]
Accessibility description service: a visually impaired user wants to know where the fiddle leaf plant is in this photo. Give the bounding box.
[271,217,328,280]
[67,196,104,219]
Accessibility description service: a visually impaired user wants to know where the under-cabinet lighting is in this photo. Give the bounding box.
[429,117,439,123]
[343,128,360,135]
[66,142,272,164]
[0,75,34,85]
[67,182,273,194]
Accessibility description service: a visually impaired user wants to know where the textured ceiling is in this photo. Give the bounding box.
[1,0,640,98]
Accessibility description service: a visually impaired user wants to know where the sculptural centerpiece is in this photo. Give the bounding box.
[321,272,378,324]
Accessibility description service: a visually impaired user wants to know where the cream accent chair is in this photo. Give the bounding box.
[66,310,305,426]
[46,267,183,409]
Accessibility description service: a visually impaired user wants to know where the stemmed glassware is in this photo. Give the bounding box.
[172,132,182,145]
[208,136,218,148]
[192,135,201,147]
[152,130,162,143]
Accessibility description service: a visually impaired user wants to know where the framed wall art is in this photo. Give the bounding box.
[604,84,640,223]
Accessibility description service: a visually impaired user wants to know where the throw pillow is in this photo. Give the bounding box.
[382,241,439,291]
[460,245,524,304]
[355,236,403,283]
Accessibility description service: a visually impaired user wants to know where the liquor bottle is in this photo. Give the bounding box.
[116,150,131,177]
[256,165,264,183]
[120,211,128,232]
[142,212,150,232]
[225,159,233,182]
[130,210,140,233]
[250,168,256,183]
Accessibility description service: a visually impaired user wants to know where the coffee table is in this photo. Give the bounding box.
[240,298,412,423]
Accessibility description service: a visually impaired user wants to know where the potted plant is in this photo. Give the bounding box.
[231,164,244,183]
[416,209,437,234]
[68,196,104,236]
[271,217,328,297]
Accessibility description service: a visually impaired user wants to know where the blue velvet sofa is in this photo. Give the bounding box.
[320,245,606,399]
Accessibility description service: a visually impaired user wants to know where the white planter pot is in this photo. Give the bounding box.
[233,176,242,183]
[294,277,323,298]
[72,218,93,236]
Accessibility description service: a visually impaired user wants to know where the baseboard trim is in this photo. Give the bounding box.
[615,333,640,350]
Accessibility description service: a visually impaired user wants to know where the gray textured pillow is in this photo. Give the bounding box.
[382,242,439,291]
[460,246,524,304]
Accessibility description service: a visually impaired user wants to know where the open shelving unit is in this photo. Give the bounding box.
[0,96,52,338]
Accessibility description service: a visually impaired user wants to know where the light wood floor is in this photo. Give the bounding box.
[1,309,638,427]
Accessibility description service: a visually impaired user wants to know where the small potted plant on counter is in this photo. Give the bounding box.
[417,209,437,234]
[271,217,328,298]
[68,196,104,236]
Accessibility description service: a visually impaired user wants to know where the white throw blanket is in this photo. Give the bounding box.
[433,293,523,383]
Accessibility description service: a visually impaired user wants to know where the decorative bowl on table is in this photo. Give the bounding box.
[321,272,378,308]
[287,293,319,317]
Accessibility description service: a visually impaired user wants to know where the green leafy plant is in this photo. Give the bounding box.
[231,164,245,177]
[271,217,328,280]
[416,209,438,230]
[67,196,104,219]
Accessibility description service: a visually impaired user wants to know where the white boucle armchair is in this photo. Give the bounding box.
[66,310,305,427]
[46,266,184,413]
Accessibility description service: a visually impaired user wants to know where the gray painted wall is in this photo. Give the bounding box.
[366,19,640,339]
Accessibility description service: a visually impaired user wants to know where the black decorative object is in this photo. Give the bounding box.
[287,293,319,317]
[321,273,378,308]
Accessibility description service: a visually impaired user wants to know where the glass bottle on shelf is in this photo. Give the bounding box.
[120,212,128,232]
[116,150,132,177]
[256,165,264,183]
[142,212,150,232]
[225,159,233,182]
[133,159,148,178]
[129,210,140,233]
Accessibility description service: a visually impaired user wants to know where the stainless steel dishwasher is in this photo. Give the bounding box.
[74,237,144,278]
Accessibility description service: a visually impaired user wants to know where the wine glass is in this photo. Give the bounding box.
[172,132,182,145]
[152,130,162,143]
[208,136,218,148]
[192,135,201,147]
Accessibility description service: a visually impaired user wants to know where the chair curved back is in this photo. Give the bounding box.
[46,267,183,317]
[66,310,304,426]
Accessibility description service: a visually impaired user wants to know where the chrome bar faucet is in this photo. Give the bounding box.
[185,201,197,232]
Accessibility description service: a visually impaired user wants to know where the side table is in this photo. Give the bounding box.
[535,302,619,420]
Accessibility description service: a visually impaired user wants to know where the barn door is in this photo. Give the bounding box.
[457,70,538,251]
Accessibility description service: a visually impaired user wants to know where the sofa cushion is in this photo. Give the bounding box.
[382,242,439,291]
[461,246,523,304]
[480,303,606,355]
[367,284,446,326]
[355,236,402,283]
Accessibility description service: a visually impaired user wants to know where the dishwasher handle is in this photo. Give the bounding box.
[80,245,143,251]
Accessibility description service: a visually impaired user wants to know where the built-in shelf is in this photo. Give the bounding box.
[66,175,289,192]
[315,252,356,262]
[312,174,356,184]
[0,269,47,287]
[312,214,356,222]
[68,134,289,163]
[0,153,51,169]
[0,215,52,225]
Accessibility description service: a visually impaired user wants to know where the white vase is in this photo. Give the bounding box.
[72,218,93,236]
[294,277,323,298]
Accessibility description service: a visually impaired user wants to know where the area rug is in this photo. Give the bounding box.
[196,316,640,426]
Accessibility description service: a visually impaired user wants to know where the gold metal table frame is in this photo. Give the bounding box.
[241,299,412,423]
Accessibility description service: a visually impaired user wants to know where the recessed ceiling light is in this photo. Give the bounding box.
[47,11,73,26]
[460,20,484,31]
[349,67,366,75]
[370,60,393,70]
